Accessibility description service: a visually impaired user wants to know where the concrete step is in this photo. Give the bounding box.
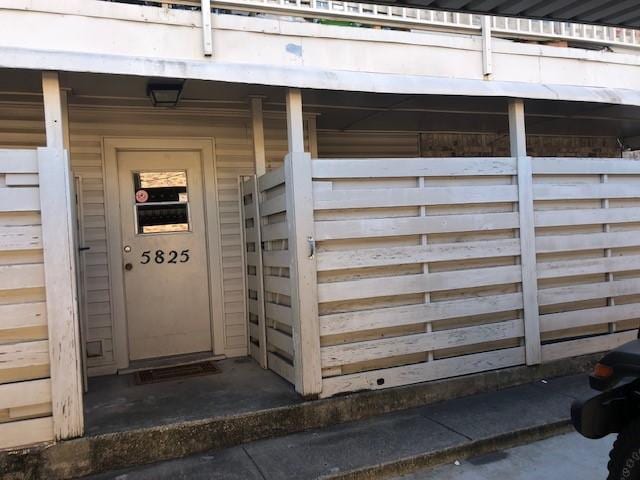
[80,374,596,480]
[0,353,598,480]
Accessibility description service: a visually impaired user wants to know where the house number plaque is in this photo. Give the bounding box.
[140,249,190,264]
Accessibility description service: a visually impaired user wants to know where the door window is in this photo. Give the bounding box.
[133,170,190,234]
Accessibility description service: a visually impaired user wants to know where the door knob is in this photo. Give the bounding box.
[124,263,133,271]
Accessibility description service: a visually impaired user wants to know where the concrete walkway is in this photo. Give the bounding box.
[397,432,613,480]
[81,374,597,480]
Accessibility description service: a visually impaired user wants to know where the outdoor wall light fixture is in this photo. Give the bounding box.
[147,81,184,107]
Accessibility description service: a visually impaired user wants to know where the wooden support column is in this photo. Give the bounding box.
[250,96,267,175]
[286,88,305,154]
[285,152,322,396]
[285,88,322,396]
[201,0,213,56]
[509,98,541,366]
[41,72,84,439]
[481,16,493,77]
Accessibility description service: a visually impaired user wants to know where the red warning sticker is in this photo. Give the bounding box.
[135,189,149,203]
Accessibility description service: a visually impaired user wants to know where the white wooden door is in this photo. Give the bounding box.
[117,150,212,360]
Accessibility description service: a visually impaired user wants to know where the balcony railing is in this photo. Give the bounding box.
[148,0,640,49]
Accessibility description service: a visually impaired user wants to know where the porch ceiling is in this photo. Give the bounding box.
[3,69,640,147]
[366,0,640,28]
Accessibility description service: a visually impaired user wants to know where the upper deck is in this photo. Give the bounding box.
[0,0,640,104]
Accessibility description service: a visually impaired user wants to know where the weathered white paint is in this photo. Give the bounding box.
[509,99,540,366]
[0,2,640,104]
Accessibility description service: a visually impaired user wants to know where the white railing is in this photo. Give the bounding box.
[208,0,640,49]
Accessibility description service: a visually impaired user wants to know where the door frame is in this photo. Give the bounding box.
[103,137,225,370]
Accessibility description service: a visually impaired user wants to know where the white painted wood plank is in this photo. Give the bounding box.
[535,207,640,228]
[320,292,523,336]
[267,352,295,384]
[0,225,42,251]
[0,187,40,212]
[251,97,266,176]
[0,264,45,290]
[537,254,640,280]
[0,302,47,330]
[317,238,520,271]
[510,99,540,366]
[534,184,640,201]
[536,231,640,254]
[541,331,637,363]
[538,277,640,306]
[262,250,290,268]
[311,157,517,178]
[314,211,520,240]
[264,275,291,296]
[0,416,53,450]
[314,185,518,210]
[320,347,525,398]
[258,167,285,192]
[532,157,640,175]
[0,340,49,378]
[540,303,640,333]
[286,89,304,154]
[284,151,322,395]
[38,145,83,440]
[261,222,288,241]
[260,193,287,216]
[0,378,51,410]
[0,149,38,173]
[265,302,293,327]
[201,0,213,56]
[318,265,522,303]
[5,173,39,186]
[267,328,294,356]
[321,319,524,368]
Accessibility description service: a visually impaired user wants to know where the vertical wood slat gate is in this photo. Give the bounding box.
[245,152,640,398]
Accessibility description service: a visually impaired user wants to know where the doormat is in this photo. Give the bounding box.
[134,361,221,385]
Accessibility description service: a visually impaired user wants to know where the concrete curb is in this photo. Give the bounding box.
[0,353,597,480]
[321,420,574,480]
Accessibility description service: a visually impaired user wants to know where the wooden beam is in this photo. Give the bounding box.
[285,152,322,396]
[250,97,266,176]
[40,70,84,440]
[481,15,493,77]
[201,0,213,56]
[509,98,541,366]
[286,88,305,154]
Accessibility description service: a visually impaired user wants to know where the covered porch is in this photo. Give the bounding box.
[2,67,640,451]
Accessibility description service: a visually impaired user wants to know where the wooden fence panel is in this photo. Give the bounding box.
[255,166,296,385]
[240,176,267,368]
[533,156,640,361]
[0,148,54,449]
[311,157,527,397]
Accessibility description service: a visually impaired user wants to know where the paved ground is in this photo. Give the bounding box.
[84,357,300,435]
[82,374,598,479]
[397,432,614,480]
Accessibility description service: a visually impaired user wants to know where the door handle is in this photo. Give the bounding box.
[78,246,91,252]
[124,263,133,271]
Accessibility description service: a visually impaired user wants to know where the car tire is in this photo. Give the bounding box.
[608,420,640,480]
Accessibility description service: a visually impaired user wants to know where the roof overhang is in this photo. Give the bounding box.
[362,0,640,29]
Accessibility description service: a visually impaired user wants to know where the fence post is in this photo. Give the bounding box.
[284,152,322,396]
[38,147,84,440]
[509,99,541,365]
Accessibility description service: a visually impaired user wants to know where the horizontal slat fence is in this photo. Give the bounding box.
[251,155,640,398]
[312,157,527,397]
[0,148,53,449]
[533,157,640,361]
